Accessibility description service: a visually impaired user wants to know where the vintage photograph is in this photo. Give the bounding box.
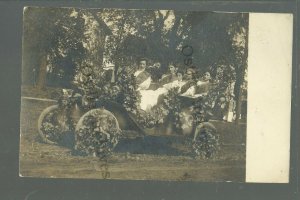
[20,7,248,181]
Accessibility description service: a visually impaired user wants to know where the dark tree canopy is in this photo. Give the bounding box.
[23,8,248,118]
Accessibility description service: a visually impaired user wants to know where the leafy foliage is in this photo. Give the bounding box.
[24,9,248,118]
[75,113,121,158]
[40,90,81,143]
[192,98,212,125]
[136,106,168,128]
[100,10,188,70]
[115,68,141,114]
[23,8,88,87]
[27,8,249,158]
[41,109,73,144]
[190,95,220,158]
[160,88,183,132]
[41,120,62,143]
[192,127,220,159]
[135,88,182,131]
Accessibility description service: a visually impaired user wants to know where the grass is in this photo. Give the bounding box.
[21,85,62,99]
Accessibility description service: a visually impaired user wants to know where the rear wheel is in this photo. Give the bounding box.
[38,105,73,145]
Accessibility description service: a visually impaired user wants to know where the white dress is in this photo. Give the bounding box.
[134,69,152,90]
[139,80,186,111]
[180,80,209,98]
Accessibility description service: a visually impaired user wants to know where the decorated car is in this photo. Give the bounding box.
[38,65,219,159]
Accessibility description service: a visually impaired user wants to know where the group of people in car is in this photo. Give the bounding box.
[73,57,234,121]
[133,58,212,111]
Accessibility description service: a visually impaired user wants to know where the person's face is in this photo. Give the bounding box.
[82,97,89,106]
[203,72,211,81]
[216,68,223,76]
[185,70,193,80]
[139,60,147,69]
[177,73,183,81]
[112,86,120,96]
[61,99,68,106]
[169,65,176,74]
[82,67,92,76]
[154,62,161,68]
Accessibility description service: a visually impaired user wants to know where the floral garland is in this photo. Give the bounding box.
[191,95,220,158]
[75,114,121,158]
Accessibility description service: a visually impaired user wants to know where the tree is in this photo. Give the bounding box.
[23,7,57,87]
[23,8,248,121]
[89,10,248,119]
[98,9,190,72]
[229,13,248,124]
[182,12,248,122]
[23,8,88,88]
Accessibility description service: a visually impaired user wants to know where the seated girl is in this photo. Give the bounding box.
[134,58,152,90]
[159,64,178,86]
[139,71,185,111]
[180,71,212,98]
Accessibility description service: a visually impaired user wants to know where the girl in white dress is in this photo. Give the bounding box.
[181,71,212,98]
[139,71,185,111]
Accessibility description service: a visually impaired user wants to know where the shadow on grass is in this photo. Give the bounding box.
[114,135,190,156]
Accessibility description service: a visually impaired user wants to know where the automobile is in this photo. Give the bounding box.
[38,80,218,159]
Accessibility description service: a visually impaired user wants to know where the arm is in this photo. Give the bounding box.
[181,86,195,97]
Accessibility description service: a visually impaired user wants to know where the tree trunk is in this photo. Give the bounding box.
[235,83,243,125]
[234,14,249,128]
[37,54,47,89]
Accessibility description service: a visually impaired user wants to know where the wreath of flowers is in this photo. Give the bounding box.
[190,95,220,158]
[40,93,77,144]
[75,112,121,158]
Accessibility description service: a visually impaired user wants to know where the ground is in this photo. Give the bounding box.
[19,86,246,182]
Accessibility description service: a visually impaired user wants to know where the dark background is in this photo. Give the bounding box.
[0,0,299,200]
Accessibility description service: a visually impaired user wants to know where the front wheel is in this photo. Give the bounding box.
[191,122,219,159]
[74,108,121,158]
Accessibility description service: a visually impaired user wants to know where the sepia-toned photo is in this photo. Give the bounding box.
[20,7,249,181]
